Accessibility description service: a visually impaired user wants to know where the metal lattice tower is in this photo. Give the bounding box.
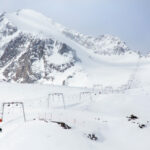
[79,92,93,102]
[47,93,65,109]
[0,102,26,122]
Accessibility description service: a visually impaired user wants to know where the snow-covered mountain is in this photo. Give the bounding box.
[1,9,150,150]
[0,9,141,87]
[62,30,129,55]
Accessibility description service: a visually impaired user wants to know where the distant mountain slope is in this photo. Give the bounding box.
[62,30,129,55]
[0,9,142,87]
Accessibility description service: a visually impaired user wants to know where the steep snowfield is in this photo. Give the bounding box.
[6,9,66,39]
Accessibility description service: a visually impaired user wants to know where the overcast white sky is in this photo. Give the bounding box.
[0,0,150,53]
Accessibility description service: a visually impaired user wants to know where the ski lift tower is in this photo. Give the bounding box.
[47,93,65,109]
[79,92,93,102]
[0,102,26,122]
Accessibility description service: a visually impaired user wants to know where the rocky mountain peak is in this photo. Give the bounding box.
[0,9,137,86]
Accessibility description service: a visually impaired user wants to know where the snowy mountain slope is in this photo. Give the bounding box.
[0,10,85,85]
[62,30,129,55]
[4,9,129,55]
[0,9,149,88]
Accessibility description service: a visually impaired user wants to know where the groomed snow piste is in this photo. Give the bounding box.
[0,82,150,150]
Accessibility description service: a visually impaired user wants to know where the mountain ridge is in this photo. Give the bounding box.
[0,9,141,87]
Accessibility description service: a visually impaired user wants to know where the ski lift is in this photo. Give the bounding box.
[79,92,93,102]
[1,102,26,122]
[47,93,65,109]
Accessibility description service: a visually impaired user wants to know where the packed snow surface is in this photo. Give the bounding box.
[0,82,150,150]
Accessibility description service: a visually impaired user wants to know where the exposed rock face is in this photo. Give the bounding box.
[62,30,129,55]
[0,14,17,37]
[0,11,82,84]
[0,32,79,83]
[0,9,134,86]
